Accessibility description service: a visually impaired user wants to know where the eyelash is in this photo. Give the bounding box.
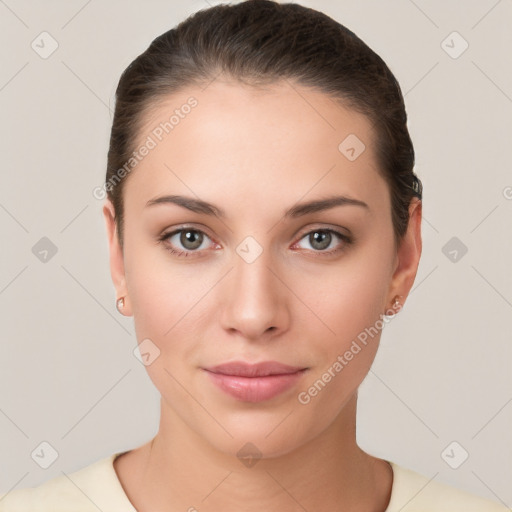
[157,225,353,259]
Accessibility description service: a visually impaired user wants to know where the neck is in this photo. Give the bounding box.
[116,394,393,511]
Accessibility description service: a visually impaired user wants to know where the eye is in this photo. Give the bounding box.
[158,226,216,258]
[293,228,352,255]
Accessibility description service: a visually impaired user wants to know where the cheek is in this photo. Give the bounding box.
[125,251,223,397]
[124,252,209,409]
[124,239,209,336]
[307,256,391,342]
[295,273,389,421]
[296,243,392,390]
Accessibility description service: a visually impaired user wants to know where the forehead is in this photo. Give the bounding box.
[124,78,388,219]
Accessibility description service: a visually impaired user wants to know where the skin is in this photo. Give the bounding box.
[103,77,422,511]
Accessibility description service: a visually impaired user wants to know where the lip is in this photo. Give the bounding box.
[203,361,308,402]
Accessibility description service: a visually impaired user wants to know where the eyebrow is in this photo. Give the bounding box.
[145,194,369,218]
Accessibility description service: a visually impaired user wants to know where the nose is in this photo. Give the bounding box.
[219,242,290,342]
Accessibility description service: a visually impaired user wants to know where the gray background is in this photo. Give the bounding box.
[1,0,511,506]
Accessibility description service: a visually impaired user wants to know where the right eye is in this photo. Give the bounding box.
[158,226,217,258]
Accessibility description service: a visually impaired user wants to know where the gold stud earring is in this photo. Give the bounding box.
[116,297,125,313]
[392,295,403,311]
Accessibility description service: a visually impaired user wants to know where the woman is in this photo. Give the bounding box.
[0,1,507,510]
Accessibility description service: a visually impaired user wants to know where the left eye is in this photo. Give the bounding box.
[294,229,350,253]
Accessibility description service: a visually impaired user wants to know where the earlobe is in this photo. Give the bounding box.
[102,199,132,316]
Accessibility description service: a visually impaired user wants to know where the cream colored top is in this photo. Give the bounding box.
[0,453,508,511]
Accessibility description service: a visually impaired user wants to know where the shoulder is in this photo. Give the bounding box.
[387,462,509,512]
[0,452,135,512]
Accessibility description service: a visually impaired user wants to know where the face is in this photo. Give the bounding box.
[104,78,421,459]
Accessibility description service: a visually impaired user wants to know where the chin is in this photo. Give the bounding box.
[196,412,321,463]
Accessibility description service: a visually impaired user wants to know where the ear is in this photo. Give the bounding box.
[386,198,422,311]
[103,199,132,316]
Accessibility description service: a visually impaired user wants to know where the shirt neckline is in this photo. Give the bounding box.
[109,452,138,511]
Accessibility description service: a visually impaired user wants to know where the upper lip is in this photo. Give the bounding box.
[204,361,307,377]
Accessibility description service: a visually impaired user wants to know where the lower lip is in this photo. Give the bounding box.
[204,369,307,403]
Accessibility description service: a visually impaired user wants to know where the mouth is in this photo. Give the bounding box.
[203,360,308,377]
[202,361,309,402]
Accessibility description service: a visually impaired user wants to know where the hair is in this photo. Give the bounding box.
[105,0,422,251]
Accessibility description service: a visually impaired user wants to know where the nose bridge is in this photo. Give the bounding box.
[220,234,288,339]
[235,237,276,295]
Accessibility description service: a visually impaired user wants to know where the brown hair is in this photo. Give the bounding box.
[105,0,422,250]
